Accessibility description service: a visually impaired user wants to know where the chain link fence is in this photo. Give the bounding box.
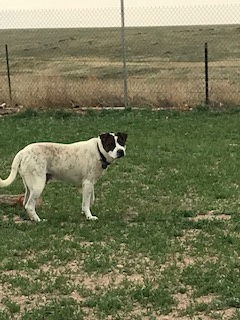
[0,4,240,109]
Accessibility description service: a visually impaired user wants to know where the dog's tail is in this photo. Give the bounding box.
[0,152,21,187]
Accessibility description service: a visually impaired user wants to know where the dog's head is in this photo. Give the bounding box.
[99,132,128,160]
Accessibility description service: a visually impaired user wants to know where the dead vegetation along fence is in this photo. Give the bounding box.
[2,41,212,108]
[0,4,240,108]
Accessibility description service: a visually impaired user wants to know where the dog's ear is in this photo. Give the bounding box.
[100,133,115,152]
[116,132,128,146]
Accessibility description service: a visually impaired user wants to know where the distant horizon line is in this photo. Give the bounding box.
[0,23,239,31]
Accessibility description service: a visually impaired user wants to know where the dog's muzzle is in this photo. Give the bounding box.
[117,149,125,158]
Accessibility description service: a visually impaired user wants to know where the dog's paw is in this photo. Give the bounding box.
[87,215,98,221]
[30,217,41,222]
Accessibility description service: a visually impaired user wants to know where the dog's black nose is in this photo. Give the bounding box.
[117,149,125,158]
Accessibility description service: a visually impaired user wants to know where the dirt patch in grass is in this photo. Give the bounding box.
[1,270,29,278]
[217,308,237,319]
[41,260,83,274]
[81,273,144,290]
[0,284,13,304]
[1,214,31,224]
[41,259,145,289]
[189,211,231,222]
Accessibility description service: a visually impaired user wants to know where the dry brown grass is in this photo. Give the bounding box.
[1,74,239,109]
[210,79,240,106]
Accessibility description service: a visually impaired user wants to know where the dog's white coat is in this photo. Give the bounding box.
[0,134,126,222]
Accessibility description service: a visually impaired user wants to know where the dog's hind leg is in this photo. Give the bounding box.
[22,177,30,207]
[24,175,46,222]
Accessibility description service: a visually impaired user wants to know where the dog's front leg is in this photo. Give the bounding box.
[90,188,95,207]
[81,180,98,221]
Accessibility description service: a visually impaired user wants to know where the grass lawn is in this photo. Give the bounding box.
[0,109,240,319]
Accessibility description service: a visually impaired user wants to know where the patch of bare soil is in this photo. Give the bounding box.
[217,308,237,319]
[189,211,231,222]
[1,260,237,320]
[1,214,31,224]
[80,273,144,290]
[152,293,236,320]
[1,270,29,277]
[0,284,12,306]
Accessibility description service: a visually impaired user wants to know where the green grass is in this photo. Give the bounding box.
[0,109,240,319]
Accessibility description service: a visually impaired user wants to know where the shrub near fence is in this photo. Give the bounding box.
[0,5,240,109]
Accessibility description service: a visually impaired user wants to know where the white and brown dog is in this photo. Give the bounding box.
[0,132,127,222]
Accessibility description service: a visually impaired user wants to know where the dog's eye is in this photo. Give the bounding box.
[108,139,116,150]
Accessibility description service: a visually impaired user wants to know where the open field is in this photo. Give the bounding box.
[0,25,240,107]
[0,109,240,319]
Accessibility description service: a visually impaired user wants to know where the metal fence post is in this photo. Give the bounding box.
[5,44,13,105]
[120,0,129,109]
[204,42,209,105]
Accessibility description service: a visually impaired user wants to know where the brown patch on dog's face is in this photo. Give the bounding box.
[100,133,116,152]
[116,132,128,146]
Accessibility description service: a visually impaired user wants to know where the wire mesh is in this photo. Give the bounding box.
[0,4,239,109]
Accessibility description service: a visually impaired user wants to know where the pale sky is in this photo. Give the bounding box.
[0,0,238,10]
[0,0,239,28]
